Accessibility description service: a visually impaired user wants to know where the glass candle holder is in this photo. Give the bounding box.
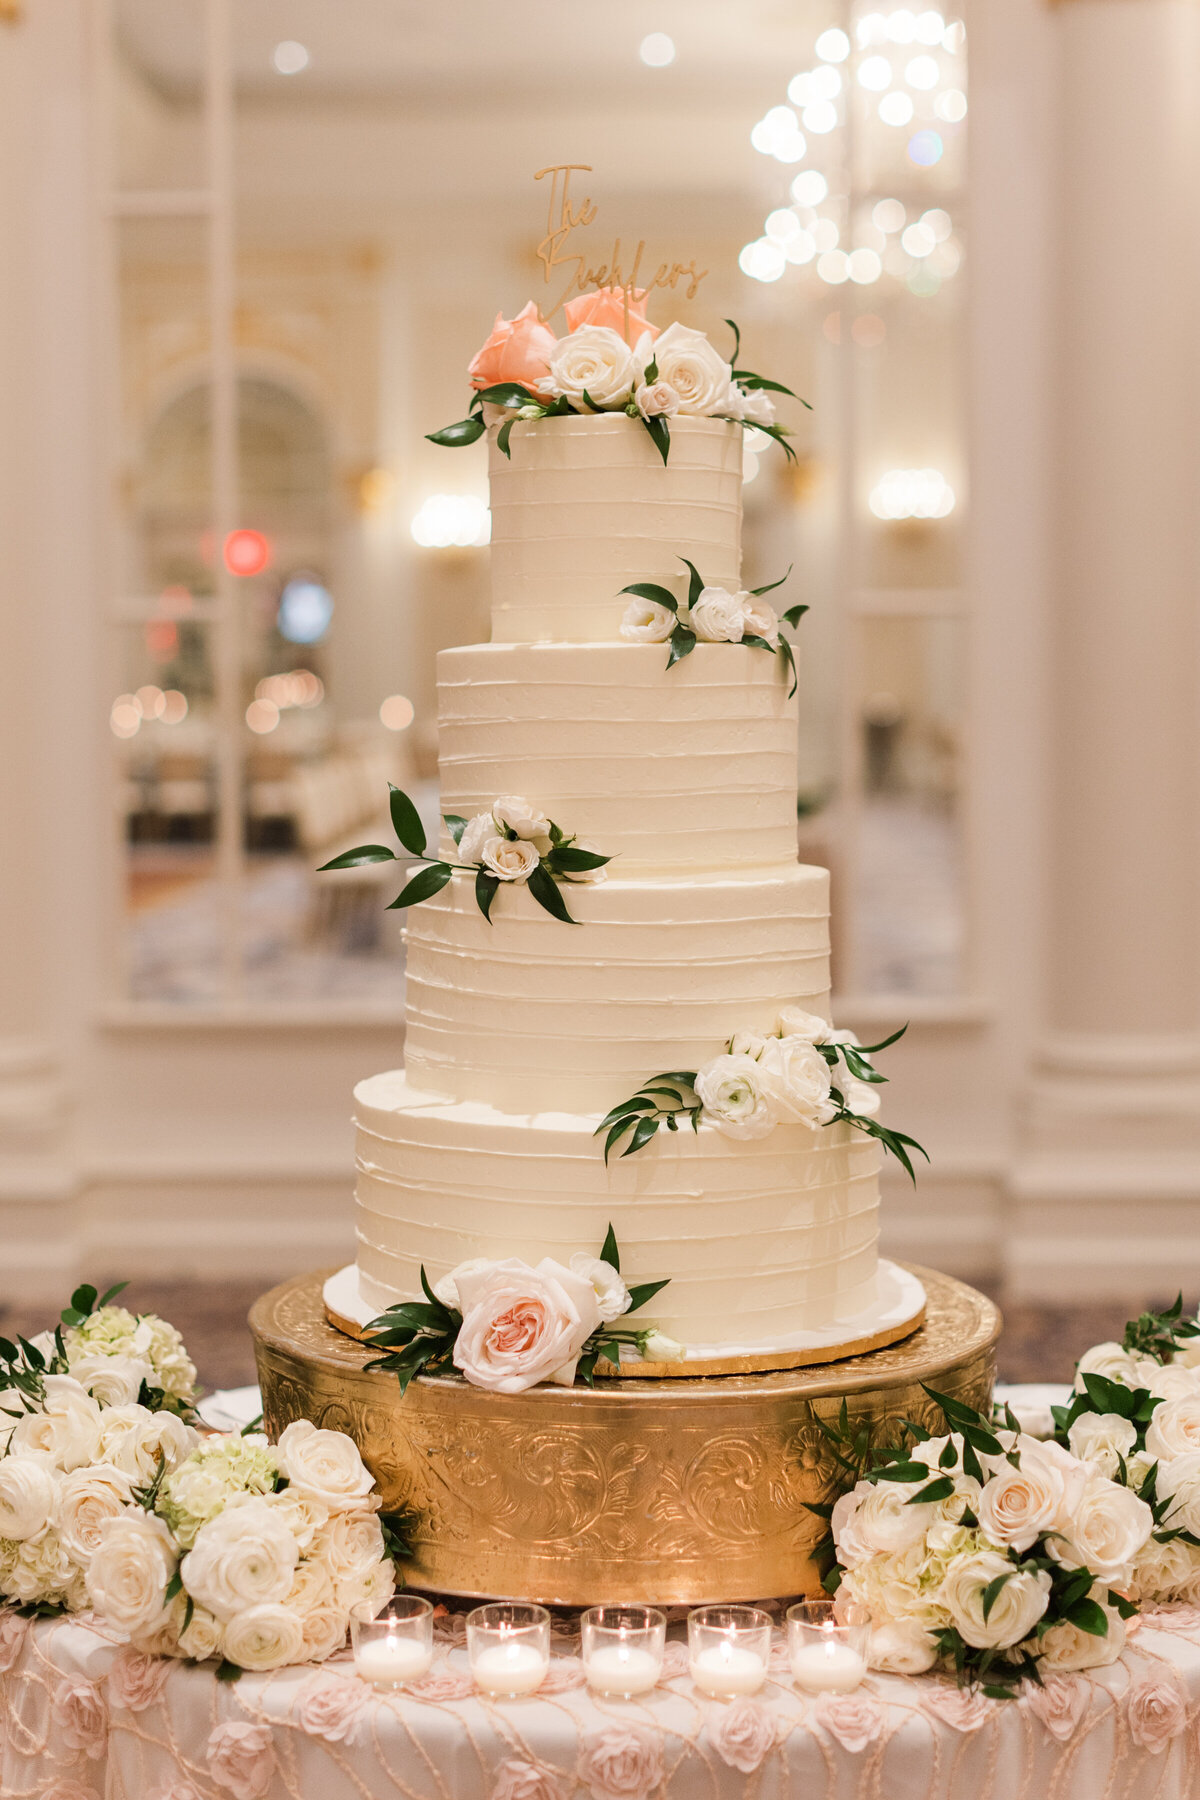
[787,1600,869,1693]
[351,1595,435,1687]
[582,1606,666,1698]
[687,1605,771,1698]
[467,1603,551,1698]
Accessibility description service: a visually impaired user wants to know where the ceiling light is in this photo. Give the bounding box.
[639,32,675,66]
[272,40,309,75]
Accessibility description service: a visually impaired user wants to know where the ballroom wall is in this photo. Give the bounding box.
[1,0,1197,1305]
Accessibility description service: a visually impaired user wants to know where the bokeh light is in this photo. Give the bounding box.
[791,170,828,206]
[639,32,675,66]
[879,92,914,125]
[277,577,334,644]
[379,695,415,731]
[409,494,491,549]
[246,698,280,734]
[272,40,309,75]
[858,55,892,90]
[907,129,944,166]
[223,529,271,577]
[739,238,787,282]
[815,27,851,62]
[873,198,906,233]
[869,467,956,519]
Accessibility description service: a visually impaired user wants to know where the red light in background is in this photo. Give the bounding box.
[223,529,272,577]
[145,618,179,663]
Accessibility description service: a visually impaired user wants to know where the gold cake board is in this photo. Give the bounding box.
[251,1265,1000,1608]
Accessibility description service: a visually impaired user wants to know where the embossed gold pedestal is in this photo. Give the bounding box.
[252,1266,999,1608]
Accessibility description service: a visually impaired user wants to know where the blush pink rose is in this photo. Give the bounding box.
[539,1656,586,1694]
[51,1677,109,1760]
[0,1607,30,1672]
[1021,1674,1091,1743]
[1126,1677,1188,1754]
[433,1607,469,1646]
[564,286,658,346]
[707,1698,777,1772]
[293,1670,371,1743]
[658,1640,691,1679]
[205,1721,277,1800]
[405,1666,477,1702]
[922,1684,996,1733]
[468,303,556,395]
[814,1691,886,1754]
[453,1259,602,1394]
[490,1761,569,1800]
[108,1648,173,1713]
[576,1723,664,1800]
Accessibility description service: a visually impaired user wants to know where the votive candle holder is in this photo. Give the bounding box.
[688,1605,772,1698]
[582,1605,666,1698]
[787,1599,869,1693]
[467,1603,551,1698]
[351,1595,435,1687]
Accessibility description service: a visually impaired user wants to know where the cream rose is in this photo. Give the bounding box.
[937,1550,1051,1649]
[86,1510,177,1636]
[1146,1394,1200,1462]
[1037,1605,1126,1672]
[1129,1531,1200,1604]
[11,1376,102,1472]
[548,325,639,410]
[275,1420,377,1514]
[456,813,495,865]
[1157,1452,1200,1534]
[560,838,608,885]
[266,1486,330,1555]
[976,1440,1084,1553]
[1073,1342,1150,1393]
[481,837,540,883]
[641,1331,685,1362]
[1067,1411,1138,1477]
[619,597,675,643]
[298,1601,351,1663]
[431,1257,491,1311]
[1144,1363,1200,1402]
[835,1480,936,1561]
[695,1052,777,1140]
[178,1603,223,1662]
[335,1556,395,1618]
[740,595,780,646]
[0,1454,59,1540]
[312,1510,387,1589]
[222,1602,305,1672]
[58,1464,134,1561]
[866,1619,938,1674]
[96,1407,197,1487]
[1046,1474,1153,1585]
[754,1035,838,1129]
[737,386,777,426]
[633,379,680,420]
[181,1496,299,1623]
[452,1257,602,1394]
[568,1254,630,1324]
[648,321,736,416]
[776,1006,831,1041]
[690,585,745,643]
[491,795,553,848]
[67,1353,154,1410]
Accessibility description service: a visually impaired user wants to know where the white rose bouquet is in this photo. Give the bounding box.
[320,784,612,925]
[362,1225,679,1395]
[86,1421,401,1675]
[818,1385,1151,1694]
[597,1008,927,1182]
[617,554,809,695]
[1049,1295,1200,1605]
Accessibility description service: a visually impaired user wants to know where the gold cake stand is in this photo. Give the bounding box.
[251,1265,999,1608]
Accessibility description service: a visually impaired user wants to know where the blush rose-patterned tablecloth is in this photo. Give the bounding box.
[4,1604,1200,1800]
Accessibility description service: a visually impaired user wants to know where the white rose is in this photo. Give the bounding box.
[737,386,777,426]
[739,594,780,646]
[729,1029,771,1058]
[222,1602,306,1672]
[0,1455,59,1541]
[648,321,736,416]
[431,1258,492,1312]
[836,1481,936,1560]
[937,1550,1051,1650]
[754,1036,837,1129]
[1129,1532,1200,1604]
[276,1421,378,1514]
[299,1602,351,1663]
[11,1376,102,1472]
[634,379,680,420]
[641,1331,685,1363]
[867,1619,938,1674]
[1143,1363,1200,1401]
[548,324,639,410]
[86,1510,177,1636]
[265,1487,330,1554]
[690,586,745,643]
[976,1438,1087,1552]
[181,1496,299,1623]
[568,1254,631,1324]
[1147,1396,1200,1462]
[335,1556,396,1619]
[491,795,553,848]
[97,1407,198,1487]
[620,597,676,644]
[480,837,540,883]
[695,1053,776,1140]
[456,813,495,865]
[1067,1412,1138,1478]
[776,1007,831,1042]
[58,1464,134,1561]
[560,838,608,885]
[67,1352,155,1409]
[452,1257,602,1394]
[1073,1342,1150,1393]
[1157,1451,1200,1534]
[285,1556,334,1615]
[841,1078,881,1118]
[1045,1474,1153,1586]
[313,1511,387,1590]
[1036,1606,1126,1673]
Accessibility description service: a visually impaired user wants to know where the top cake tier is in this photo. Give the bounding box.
[488,414,743,644]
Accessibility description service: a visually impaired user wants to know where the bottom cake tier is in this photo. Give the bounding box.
[252,1265,1000,1607]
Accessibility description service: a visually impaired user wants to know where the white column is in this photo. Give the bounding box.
[1008,0,1200,1296]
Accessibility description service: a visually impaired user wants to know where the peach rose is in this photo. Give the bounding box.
[1126,1677,1188,1754]
[707,1698,777,1772]
[490,1761,569,1800]
[107,1648,172,1713]
[0,1608,30,1672]
[576,1724,664,1800]
[453,1258,602,1393]
[565,286,658,345]
[1021,1674,1091,1743]
[51,1676,109,1760]
[205,1721,276,1800]
[468,303,556,395]
[813,1691,886,1754]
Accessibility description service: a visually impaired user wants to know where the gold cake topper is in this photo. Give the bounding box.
[534,164,708,322]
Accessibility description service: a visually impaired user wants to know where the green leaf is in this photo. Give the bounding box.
[182,1595,194,1635]
[444,814,468,846]
[908,1475,955,1504]
[215,1659,243,1683]
[724,318,741,364]
[939,1440,958,1469]
[600,1224,620,1270]
[317,844,397,871]
[627,1278,671,1312]
[550,847,611,873]
[475,868,500,922]
[388,785,427,858]
[1065,1597,1109,1638]
[599,1340,622,1367]
[843,1116,929,1184]
[474,381,544,409]
[603,1118,635,1164]
[666,627,697,669]
[385,862,454,910]
[642,414,670,465]
[526,861,579,925]
[596,1096,657,1130]
[644,355,659,382]
[576,1349,600,1388]
[1080,1372,1139,1420]
[751,420,800,460]
[981,1571,1013,1622]
[622,1116,660,1158]
[856,1024,910,1056]
[97,1281,129,1308]
[496,415,516,459]
[731,371,800,399]
[426,416,486,448]
[874,1460,932,1482]
[69,1284,98,1317]
[19,1336,45,1372]
[781,603,810,630]
[750,564,794,598]
[742,635,776,654]
[678,558,706,610]
[617,582,678,613]
[164,1570,183,1603]
[923,1386,991,1431]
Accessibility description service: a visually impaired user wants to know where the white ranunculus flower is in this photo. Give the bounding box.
[976,1437,1086,1553]
[867,1619,938,1674]
[737,386,777,426]
[222,1602,306,1672]
[1045,1474,1153,1586]
[0,1455,59,1541]
[689,586,745,643]
[568,1254,631,1324]
[452,1257,603,1394]
[648,321,736,417]
[1157,1451,1200,1535]
[634,379,680,420]
[268,1487,331,1556]
[11,1376,102,1473]
[1129,1531,1200,1604]
[560,838,608,885]
[1145,1364,1200,1404]
[1067,1411,1138,1478]
[548,324,639,410]
[96,1407,198,1487]
[335,1556,395,1619]
[456,812,495,865]
[937,1550,1051,1650]
[491,795,553,848]
[481,837,540,883]
[299,1602,351,1663]
[67,1352,155,1409]
[285,1556,334,1616]
[58,1463,134,1561]
[739,594,780,646]
[180,1495,300,1623]
[432,1258,492,1312]
[729,1029,771,1058]
[1073,1342,1150,1394]
[619,597,676,644]
[313,1510,387,1590]
[754,1035,838,1129]
[776,1007,831,1043]
[86,1509,177,1636]
[840,1078,882,1118]
[275,1421,378,1514]
[641,1331,686,1363]
[1036,1605,1126,1673]
[694,1053,777,1140]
